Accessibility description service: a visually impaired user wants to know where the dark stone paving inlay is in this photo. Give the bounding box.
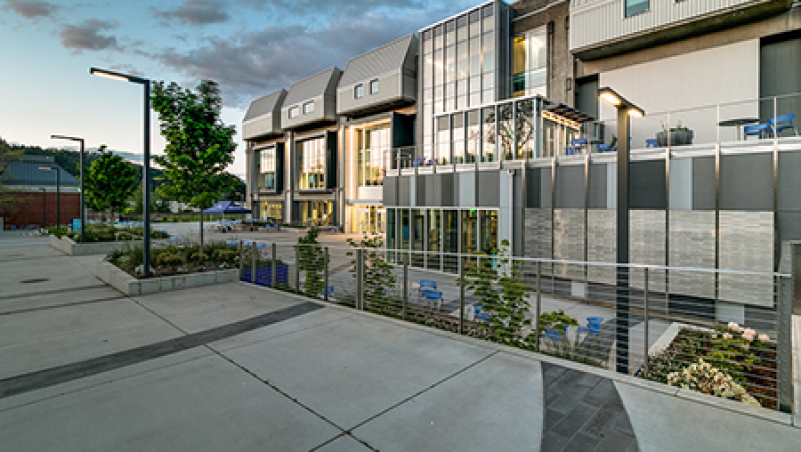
[540,363,638,452]
[0,302,323,399]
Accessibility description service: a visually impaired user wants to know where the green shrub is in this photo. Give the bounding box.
[156,252,184,267]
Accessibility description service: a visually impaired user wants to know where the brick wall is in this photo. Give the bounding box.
[2,192,81,228]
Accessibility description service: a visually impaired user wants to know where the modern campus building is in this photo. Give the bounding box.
[244,0,801,320]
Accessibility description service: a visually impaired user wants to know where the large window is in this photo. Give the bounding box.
[257,147,277,191]
[513,27,547,98]
[303,101,314,114]
[298,137,326,190]
[354,84,364,99]
[302,200,332,226]
[369,79,379,95]
[356,125,388,186]
[259,201,282,221]
[625,0,649,17]
[288,106,299,118]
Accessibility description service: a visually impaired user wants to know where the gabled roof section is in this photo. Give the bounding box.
[244,89,286,122]
[284,67,341,106]
[340,34,417,87]
[1,161,80,187]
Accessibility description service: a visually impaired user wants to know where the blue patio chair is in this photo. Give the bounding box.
[768,113,799,137]
[9,225,15,230]
[419,280,437,291]
[570,138,588,155]
[473,304,490,323]
[596,144,611,153]
[744,123,770,140]
[645,139,658,148]
[421,289,443,310]
[318,286,334,298]
[579,316,603,335]
[545,326,567,341]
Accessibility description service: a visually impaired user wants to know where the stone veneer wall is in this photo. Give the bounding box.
[719,211,774,307]
[524,208,775,307]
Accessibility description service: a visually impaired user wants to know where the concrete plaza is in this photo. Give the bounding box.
[1,233,800,451]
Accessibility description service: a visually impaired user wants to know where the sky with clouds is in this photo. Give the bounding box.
[0,0,478,176]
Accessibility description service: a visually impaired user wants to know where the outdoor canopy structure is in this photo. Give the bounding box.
[203,201,252,217]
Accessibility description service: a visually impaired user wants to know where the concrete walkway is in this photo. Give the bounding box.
[1,235,800,451]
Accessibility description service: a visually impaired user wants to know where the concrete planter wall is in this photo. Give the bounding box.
[50,235,168,257]
[94,260,239,296]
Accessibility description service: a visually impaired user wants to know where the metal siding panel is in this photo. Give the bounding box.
[555,165,584,209]
[778,151,801,211]
[692,156,716,210]
[719,153,773,211]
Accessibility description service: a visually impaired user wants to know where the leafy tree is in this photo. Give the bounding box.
[0,137,23,215]
[347,234,397,311]
[459,240,535,348]
[219,173,246,202]
[151,79,237,251]
[297,228,326,297]
[83,148,139,222]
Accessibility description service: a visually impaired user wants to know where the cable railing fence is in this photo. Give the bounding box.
[233,239,793,413]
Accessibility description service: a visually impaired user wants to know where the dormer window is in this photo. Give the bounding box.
[289,106,299,118]
[369,79,379,95]
[303,101,314,114]
[354,84,364,99]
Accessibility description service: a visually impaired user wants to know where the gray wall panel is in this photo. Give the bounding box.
[524,208,552,259]
[439,174,455,207]
[631,161,666,210]
[630,210,666,293]
[692,157,716,210]
[398,176,410,206]
[541,168,553,208]
[669,157,692,210]
[424,175,435,206]
[555,165,584,209]
[719,153,773,211]
[553,209,585,280]
[459,173,476,206]
[778,211,801,264]
[383,178,397,206]
[525,169,541,208]
[778,151,801,211]
[588,163,607,209]
[586,209,615,285]
[669,210,716,299]
[478,172,500,207]
[718,211,774,307]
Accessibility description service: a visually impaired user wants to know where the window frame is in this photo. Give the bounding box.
[624,0,650,18]
[288,106,299,118]
[302,101,314,115]
[354,84,364,99]
[369,79,379,95]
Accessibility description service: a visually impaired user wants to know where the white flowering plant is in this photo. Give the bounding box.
[667,359,761,407]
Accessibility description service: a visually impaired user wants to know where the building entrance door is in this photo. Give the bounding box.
[356,206,385,235]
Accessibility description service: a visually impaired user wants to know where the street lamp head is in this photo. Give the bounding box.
[98,144,107,152]
[598,87,645,117]
[90,67,147,85]
[37,166,53,171]
[51,134,83,143]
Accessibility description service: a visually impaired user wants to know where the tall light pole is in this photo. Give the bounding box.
[598,87,645,374]
[51,135,85,240]
[90,67,152,277]
[37,166,60,226]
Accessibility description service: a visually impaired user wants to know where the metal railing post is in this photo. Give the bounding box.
[238,240,244,281]
[324,246,329,302]
[402,261,408,320]
[294,245,300,293]
[459,255,466,335]
[251,242,257,284]
[643,267,650,379]
[535,261,542,352]
[777,273,794,413]
[271,243,277,288]
[356,249,364,310]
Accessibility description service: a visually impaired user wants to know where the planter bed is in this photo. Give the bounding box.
[50,235,167,257]
[94,260,238,296]
[647,322,777,409]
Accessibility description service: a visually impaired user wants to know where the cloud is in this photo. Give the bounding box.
[154,0,229,25]
[155,3,474,108]
[237,0,424,16]
[60,19,119,52]
[4,0,58,19]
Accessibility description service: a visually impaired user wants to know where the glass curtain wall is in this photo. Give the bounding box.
[257,147,276,191]
[467,110,480,163]
[302,200,332,226]
[357,126,389,186]
[259,201,283,221]
[436,116,451,164]
[513,27,547,98]
[412,209,425,267]
[421,4,497,165]
[427,210,441,270]
[298,137,326,190]
[452,113,465,163]
[482,106,496,162]
[515,99,535,160]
